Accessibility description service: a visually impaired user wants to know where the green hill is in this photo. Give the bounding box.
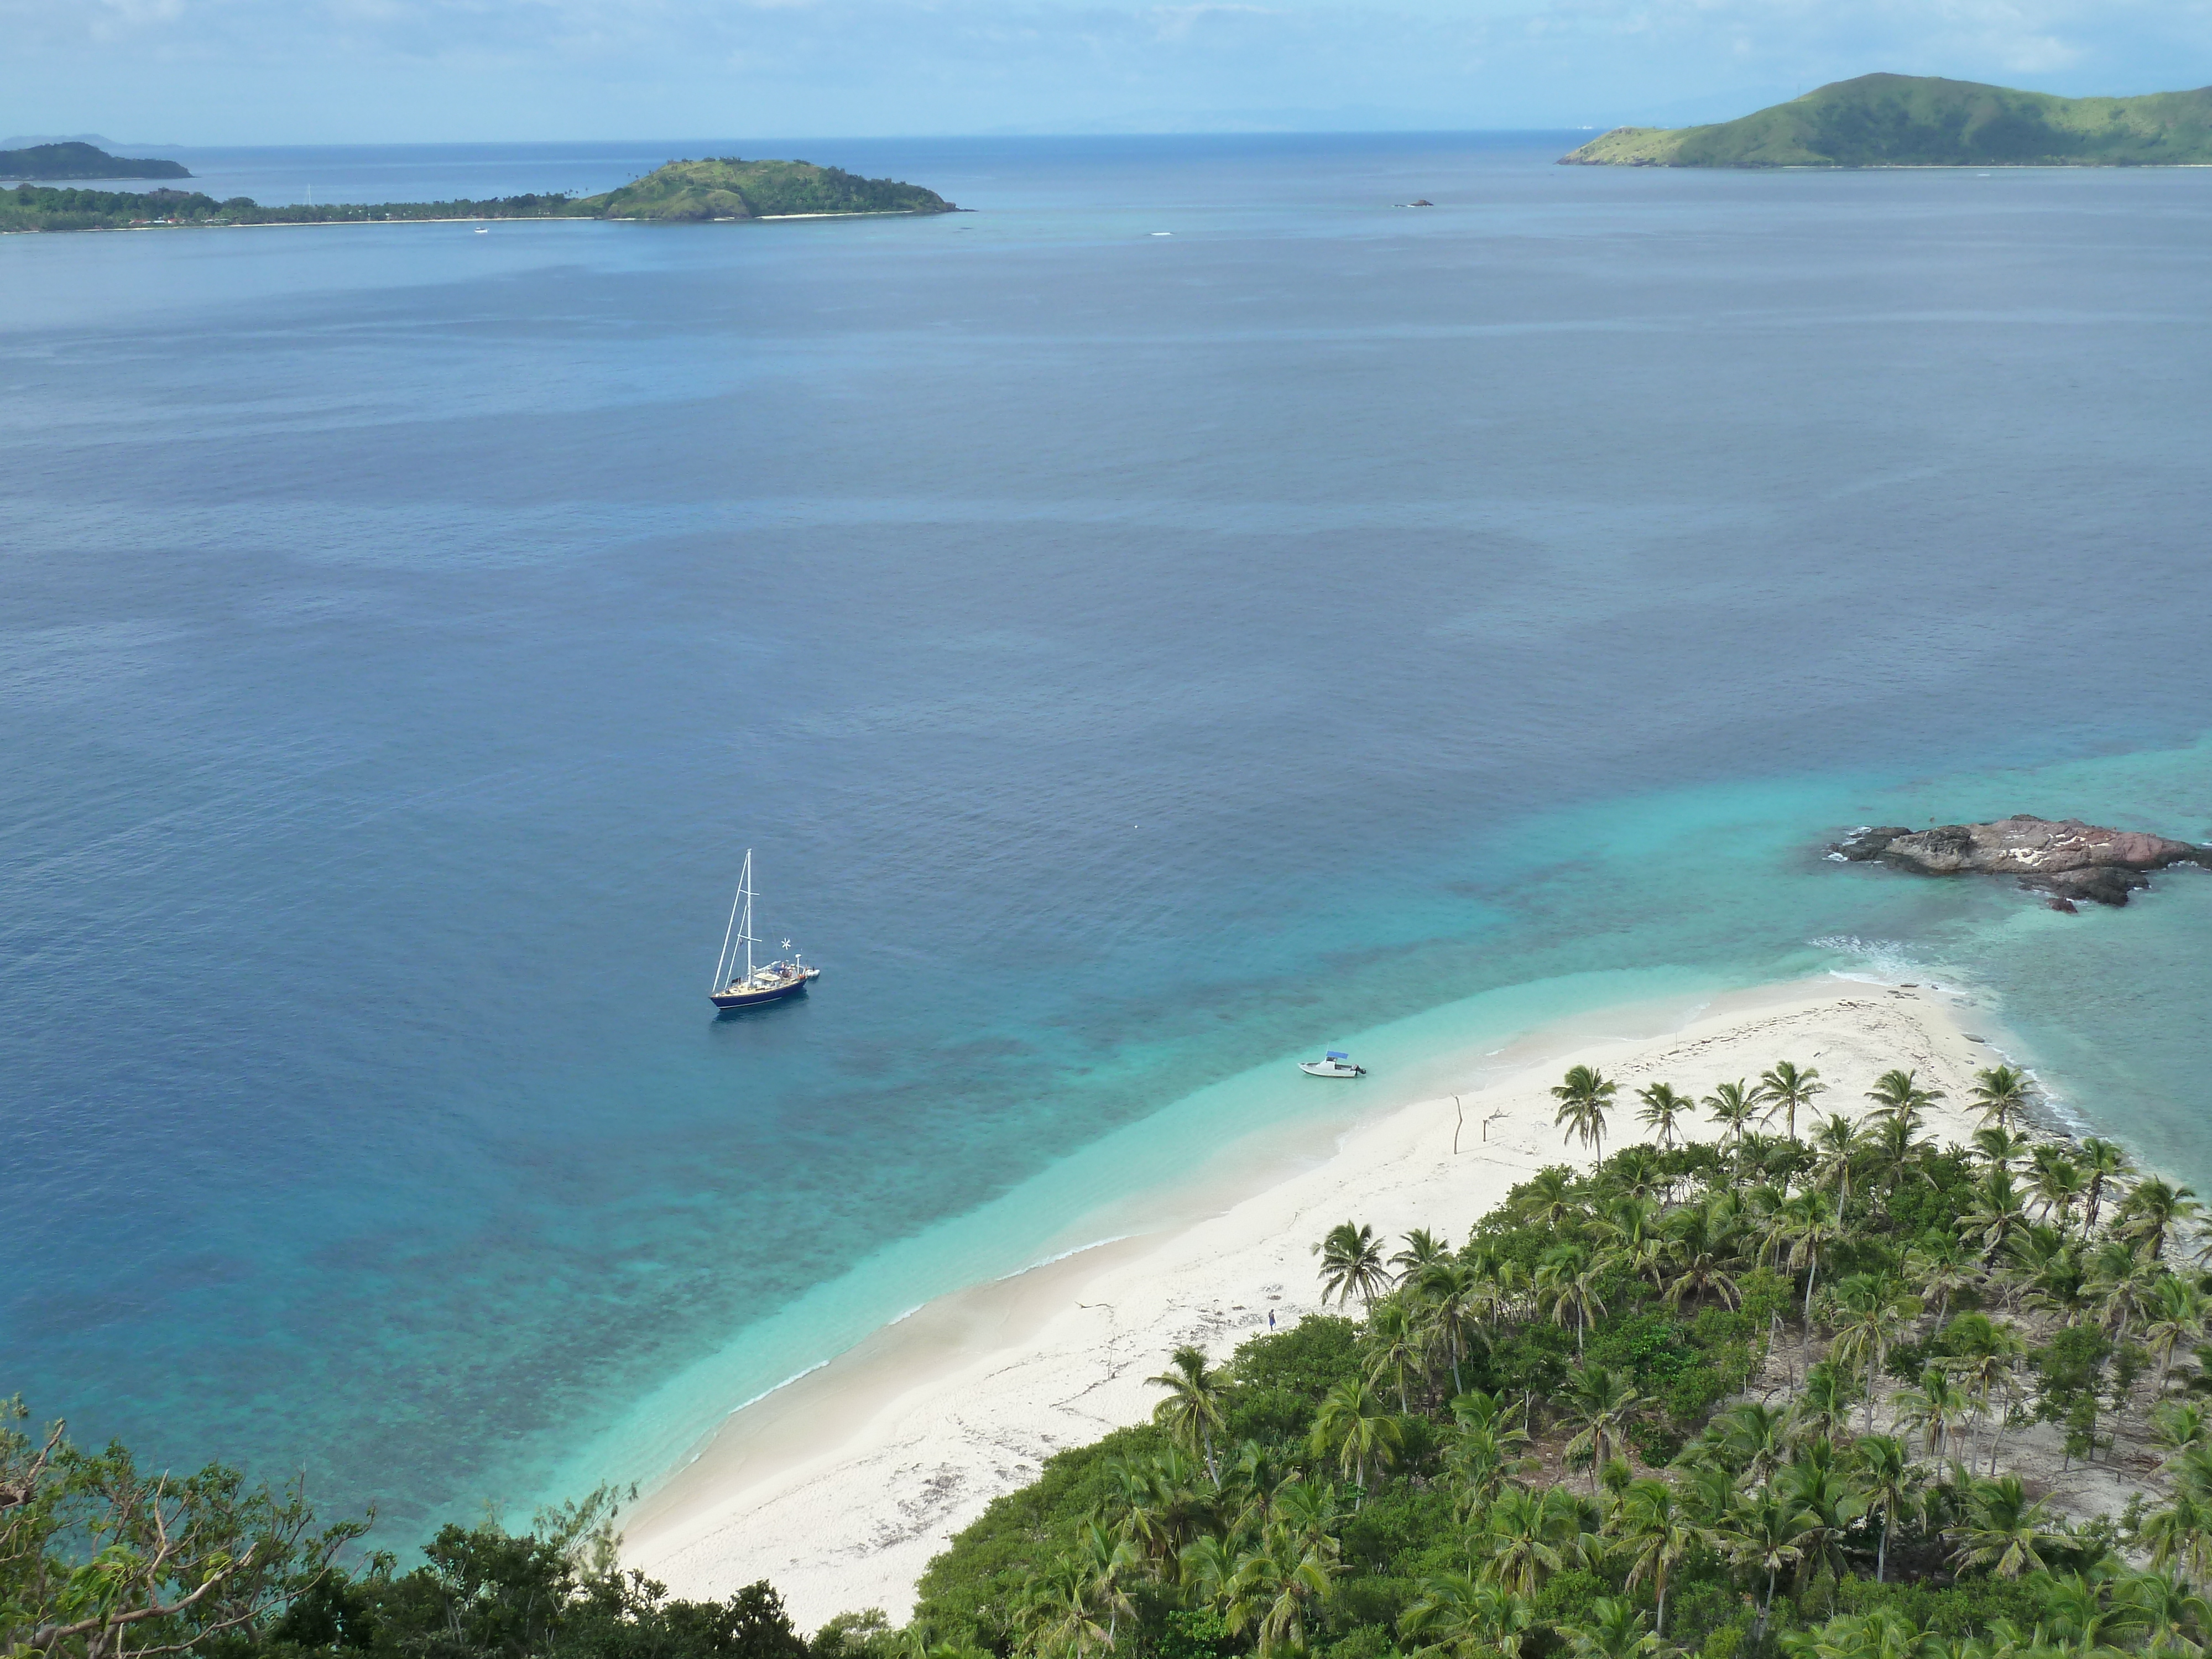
[1562,72,2212,167]
[0,140,189,179]
[578,156,954,221]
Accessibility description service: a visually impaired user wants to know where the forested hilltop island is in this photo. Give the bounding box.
[1563,73,2212,167]
[0,140,189,179]
[0,156,956,233]
[17,1053,2212,1659]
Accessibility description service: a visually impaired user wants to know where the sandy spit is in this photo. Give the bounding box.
[620,975,1999,1629]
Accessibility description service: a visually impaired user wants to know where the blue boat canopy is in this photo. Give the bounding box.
[1326,1050,1349,1060]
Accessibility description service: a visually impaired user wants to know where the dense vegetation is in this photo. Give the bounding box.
[0,158,953,233]
[1562,74,2212,167]
[0,142,189,180]
[15,1055,2212,1659]
[0,1422,811,1659]
[885,1060,2212,1659]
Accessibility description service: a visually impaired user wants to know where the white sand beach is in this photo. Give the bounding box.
[620,974,2006,1630]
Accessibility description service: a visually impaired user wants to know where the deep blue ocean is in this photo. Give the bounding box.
[6,133,2210,1539]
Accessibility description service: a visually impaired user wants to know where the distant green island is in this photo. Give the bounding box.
[1563,72,2212,168]
[0,139,190,180]
[0,156,957,234]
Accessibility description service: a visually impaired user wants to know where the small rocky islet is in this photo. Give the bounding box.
[1831,813,2208,909]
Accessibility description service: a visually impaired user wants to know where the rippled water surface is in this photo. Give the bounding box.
[5,133,2210,1531]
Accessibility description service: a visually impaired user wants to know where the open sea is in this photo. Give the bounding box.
[6,133,2210,1541]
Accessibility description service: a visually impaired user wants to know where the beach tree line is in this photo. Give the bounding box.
[889,1060,2212,1659]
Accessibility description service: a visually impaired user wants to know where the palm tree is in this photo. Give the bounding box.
[1603,1149,1667,1207]
[1591,1194,1665,1288]
[1970,1125,2030,1175]
[1512,1167,1581,1232]
[1948,1473,2067,1577]
[2087,1235,2161,1333]
[1703,1080,1759,1150]
[2116,1568,2212,1650]
[1759,1060,1825,1141]
[1363,1298,1424,1413]
[1177,1533,1237,1607]
[2027,1144,2087,1228]
[1969,1064,2032,1130]
[1561,1598,1663,1659]
[2146,1272,2212,1396]
[1223,1527,1342,1659]
[1726,1483,1813,1643]
[1535,1244,1610,1356]
[2121,1178,2205,1262]
[1147,1345,1228,1486]
[1660,1202,1743,1313]
[1446,1397,1535,1507]
[1416,1258,1485,1397]
[1559,1364,1650,1490]
[1072,1520,1143,1644]
[2080,1137,2133,1233]
[1612,1479,1706,1637]
[1961,1167,2029,1266]
[1851,1433,1919,1583]
[1020,1553,1117,1658]
[1792,1361,1859,1444]
[1391,1228,1450,1282]
[1477,1485,1569,1596]
[1778,1449,1865,1585]
[1827,1274,1919,1432]
[2153,1401,2212,1467]
[1635,1083,1692,1151]
[1313,1221,1390,1310]
[1859,1109,1933,1194]
[1552,1066,1617,1165]
[1903,1237,1980,1325]
[1780,1189,1844,1342]
[1399,1573,1533,1659]
[1715,1400,1791,1489]
[2141,1490,2212,1589]
[1892,1364,1975,1464]
[1808,1113,1864,1211]
[1944,1328,2025,1476]
[1865,1067,1943,1125]
[1308,1378,1402,1491]
[1272,1479,1347,1559]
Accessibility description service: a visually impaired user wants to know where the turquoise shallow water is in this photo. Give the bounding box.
[4,133,2209,1537]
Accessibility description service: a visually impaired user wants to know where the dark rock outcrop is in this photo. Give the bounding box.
[1831,815,2205,907]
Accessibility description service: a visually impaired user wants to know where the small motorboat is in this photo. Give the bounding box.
[1299,1050,1365,1078]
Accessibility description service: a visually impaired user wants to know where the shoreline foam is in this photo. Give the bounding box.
[619,973,1997,1628]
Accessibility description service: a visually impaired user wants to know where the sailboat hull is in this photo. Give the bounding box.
[709,969,820,1010]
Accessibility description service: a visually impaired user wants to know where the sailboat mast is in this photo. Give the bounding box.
[740,852,756,981]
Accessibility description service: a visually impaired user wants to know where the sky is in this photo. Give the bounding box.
[2,0,2210,144]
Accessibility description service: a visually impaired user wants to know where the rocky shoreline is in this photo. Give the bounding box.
[1831,813,2206,907]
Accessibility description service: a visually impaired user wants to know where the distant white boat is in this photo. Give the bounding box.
[1299,1050,1365,1078]
[474,226,489,234]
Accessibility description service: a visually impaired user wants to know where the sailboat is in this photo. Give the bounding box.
[709,851,821,1010]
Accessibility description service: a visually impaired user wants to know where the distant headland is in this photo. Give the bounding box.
[0,155,957,234]
[0,140,190,180]
[1562,72,2212,168]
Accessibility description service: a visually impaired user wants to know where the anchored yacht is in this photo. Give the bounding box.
[710,851,821,1010]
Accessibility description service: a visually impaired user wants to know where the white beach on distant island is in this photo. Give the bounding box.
[620,974,2018,1629]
